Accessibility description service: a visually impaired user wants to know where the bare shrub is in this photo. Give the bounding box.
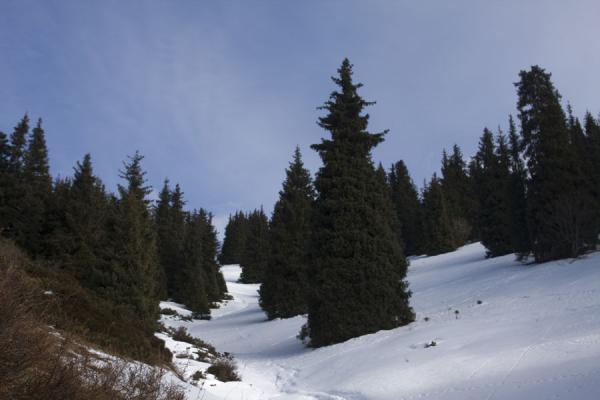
[206,355,240,382]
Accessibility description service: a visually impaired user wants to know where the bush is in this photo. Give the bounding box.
[170,327,217,356]
[206,356,240,382]
[160,308,179,316]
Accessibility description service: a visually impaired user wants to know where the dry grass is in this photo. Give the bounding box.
[0,240,186,400]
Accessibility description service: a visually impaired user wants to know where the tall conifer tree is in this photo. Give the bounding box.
[306,59,414,347]
[239,208,269,283]
[219,211,249,265]
[507,115,531,258]
[260,147,314,319]
[109,152,160,329]
[388,160,423,256]
[21,119,52,255]
[472,129,513,257]
[516,66,585,261]
[421,174,455,255]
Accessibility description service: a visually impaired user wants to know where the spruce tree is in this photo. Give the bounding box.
[239,208,269,283]
[515,66,585,261]
[1,116,29,244]
[0,131,10,230]
[259,147,314,320]
[388,160,423,256]
[440,144,477,245]
[507,115,531,258]
[584,112,600,243]
[198,209,227,303]
[179,210,210,317]
[471,128,513,257]
[154,179,172,299]
[421,174,455,255]
[306,59,414,347]
[219,211,249,265]
[109,152,160,329]
[21,118,52,255]
[58,154,110,288]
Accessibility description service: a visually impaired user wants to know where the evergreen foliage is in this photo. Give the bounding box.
[471,128,513,257]
[515,66,590,261]
[219,211,249,265]
[388,160,423,256]
[306,59,414,347]
[507,115,531,258]
[440,145,477,245]
[239,208,269,283]
[108,152,161,329]
[259,147,314,320]
[421,174,456,255]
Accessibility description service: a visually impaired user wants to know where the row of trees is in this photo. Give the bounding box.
[0,116,226,333]
[387,66,600,262]
[221,60,416,347]
[221,63,600,348]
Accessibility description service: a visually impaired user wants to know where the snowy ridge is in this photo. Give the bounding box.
[162,243,600,399]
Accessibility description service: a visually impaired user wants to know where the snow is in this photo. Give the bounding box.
[162,243,600,399]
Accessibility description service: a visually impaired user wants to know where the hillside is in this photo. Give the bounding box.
[162,243,600,399]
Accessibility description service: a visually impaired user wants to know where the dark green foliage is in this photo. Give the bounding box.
[154,181,226,315]
[584,113,600,240]
[219,211,249,265]
[20,119,53,256]
[155,181,186,300]
[471,128,513,257]
[421,174,456,255]
[306,59,414,347]
[440,145,478,245]
[49,154,111,289]
[0,114,225,368]
[239,208,269,283]
[388,160,423,256]
[516,66,590,261]
[507,115,531,259]
[108,152,160,330]
[259,147,314,319]
[198,210,227,304]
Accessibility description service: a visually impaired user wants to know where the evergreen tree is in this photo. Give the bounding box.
[1,115,29,244]
[388,160,423,256]
[471,128,513,257]
[306,59,414,347]
[21,119,52,255]
[440,144,477,245]
[421,174,455,255]
[154,179,172,299]
[516,66,586,261]
[507,115,531,258]
[219,211,249,265]
[109,152,160,329]
[239,208,269,283]
[166,183,187,300]
[57,154,110,288]
[259,147,314,320]
[584,112,600,243]
[0,130,11,231]
[179,210,210,317]
[198,209,227,303]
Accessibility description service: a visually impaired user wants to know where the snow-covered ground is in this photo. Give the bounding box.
[163,243,600,399]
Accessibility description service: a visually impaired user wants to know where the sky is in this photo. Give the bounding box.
[1,0,600,237]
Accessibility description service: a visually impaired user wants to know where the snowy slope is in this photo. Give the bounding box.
[165,243,600,399]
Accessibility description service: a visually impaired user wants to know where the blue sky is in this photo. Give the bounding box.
[2,1,600,236]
